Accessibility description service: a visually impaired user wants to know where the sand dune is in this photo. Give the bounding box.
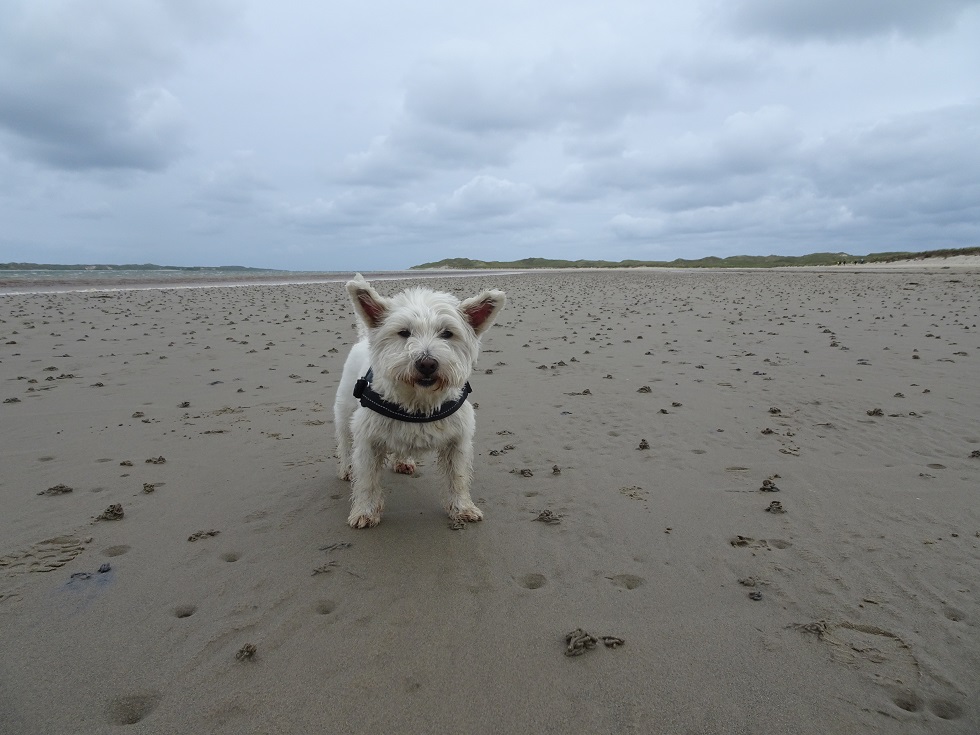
[1,265,979,733]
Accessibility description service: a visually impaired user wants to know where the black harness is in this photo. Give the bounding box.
[352,368,472,423]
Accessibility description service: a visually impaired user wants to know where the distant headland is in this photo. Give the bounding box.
[410,246,980,270]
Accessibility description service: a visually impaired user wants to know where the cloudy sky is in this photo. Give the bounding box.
[1,0,978,271]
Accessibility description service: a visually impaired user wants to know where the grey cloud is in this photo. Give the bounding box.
[404,46,668,134]
[725,0,980,40]
[338,124,517,187]
[610,213,665,241]
[0,1,240,171]
[440,176,539,221]
[278,188,403,234]
[281,175,548,247]
[2,1,974,269]
[808,104,980,198]
[661,46,769,87]
[196,152,275,209]
[551,106,805,205]
[609,194,866,254]
[404,55,545,134]
[63,202,114,221]
[0,85,188,171]
[414,176,551,236]
[607,101,980,251]
[562,134,628,161]
[651,106,804,182]
[337,45,671,188]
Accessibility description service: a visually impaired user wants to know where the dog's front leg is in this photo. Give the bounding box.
[439,439,483,522]
[348,438,386,528]
[335,419,354,481]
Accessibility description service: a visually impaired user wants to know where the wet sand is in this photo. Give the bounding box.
[1,262,979,733]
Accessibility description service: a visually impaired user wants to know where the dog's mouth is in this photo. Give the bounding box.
[415,377,438,388]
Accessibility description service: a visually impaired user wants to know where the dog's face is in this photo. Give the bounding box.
[347,276,505,404]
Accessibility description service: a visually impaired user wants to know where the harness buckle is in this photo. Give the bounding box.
[353,377,368,399]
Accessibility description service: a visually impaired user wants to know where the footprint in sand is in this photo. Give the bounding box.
[892,692,924,713]
[927,698,964,720]
[607,574,644,590]
[891,689,965,722]
[518,573,547,589]
[796,620,919,691]
[730,536,793,550]
[0,536,86,573]
[105,693,161,726]
[314,600,337,615]
[942,606,966,622]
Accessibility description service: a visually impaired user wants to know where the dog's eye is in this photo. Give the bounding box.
[397,329,411,338]
[439,329,453,339]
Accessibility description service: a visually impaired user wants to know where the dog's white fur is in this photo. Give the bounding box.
[334,275,506,528]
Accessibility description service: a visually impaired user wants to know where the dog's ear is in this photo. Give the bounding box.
[460,290,506,336]
[346,275,389,329]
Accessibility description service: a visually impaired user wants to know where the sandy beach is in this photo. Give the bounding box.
[2,262,979,734]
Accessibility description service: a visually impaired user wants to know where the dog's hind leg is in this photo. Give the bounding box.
[438,440,483,522]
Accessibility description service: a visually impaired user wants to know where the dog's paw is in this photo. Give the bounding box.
[393,459,417,475]
[448,503,484,523]
[348,512,382,529]
[339,466,353,482]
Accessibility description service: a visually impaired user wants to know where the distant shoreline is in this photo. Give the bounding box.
[3,248,979,296]
[5,246,980,276]
[0,268,525,296]
[0,263,271,272]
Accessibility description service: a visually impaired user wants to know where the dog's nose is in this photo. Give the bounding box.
[416,356,439,376]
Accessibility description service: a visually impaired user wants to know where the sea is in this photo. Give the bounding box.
[0,268,520,296]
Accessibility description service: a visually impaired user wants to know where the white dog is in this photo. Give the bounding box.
[334,275,506,528]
